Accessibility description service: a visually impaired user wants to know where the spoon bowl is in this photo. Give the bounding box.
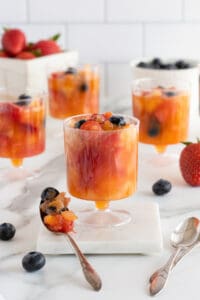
[39,197,102,291]
[171,217,200,247]
[149,216,200,296]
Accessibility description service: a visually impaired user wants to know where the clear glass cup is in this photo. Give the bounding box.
[0,89,46,180]
[132,78,190,154]
[64,114,139,227]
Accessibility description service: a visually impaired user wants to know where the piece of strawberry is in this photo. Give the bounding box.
[179,140,200,186]
[0,103,20,121]
[33,33,61,56]
[16,51,35,60]
[154,100,177,123]
[80,120,102,131]
[2,29,26,56]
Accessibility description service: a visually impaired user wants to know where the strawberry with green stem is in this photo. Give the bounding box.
[33,33,61,56]
[2,28,26,56]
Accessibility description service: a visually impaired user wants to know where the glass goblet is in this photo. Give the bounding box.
[132,78,190,163]
[47,65,99,137]
[0,90,46,181]
[64,113,139,227]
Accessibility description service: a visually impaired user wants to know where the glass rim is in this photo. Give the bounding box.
[63,113,140,132]
[48,64,99,77]
[0,90,46,103]
[131,77,191,91]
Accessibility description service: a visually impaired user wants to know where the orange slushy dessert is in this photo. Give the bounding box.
[0,94,45,166]
[132,87,189,153]
[48,66,99,119]
[64,112,139,210]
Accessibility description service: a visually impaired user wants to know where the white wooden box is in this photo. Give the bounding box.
[0,51,78,95]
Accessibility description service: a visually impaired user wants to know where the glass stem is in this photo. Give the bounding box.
[11,158,23,167]
[95,200,110,210]
[155,145,167,154]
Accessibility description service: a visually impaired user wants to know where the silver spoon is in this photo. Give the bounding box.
[169,231,200,270]
[39,199,102,291]
[149,217,200,296]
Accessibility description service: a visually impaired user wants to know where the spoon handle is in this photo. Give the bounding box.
[149,247,182,296]
[172,240,200,268]
[66,233,102,291]
[149,240,200,285]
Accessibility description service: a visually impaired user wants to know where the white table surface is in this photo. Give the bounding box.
[0,105,200,300]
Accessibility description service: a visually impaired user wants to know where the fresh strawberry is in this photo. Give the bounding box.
[34,33,61,56]
[179,140,200,186]
[2,29,26,56]
[16,51,35,59]
[0,50,9,57]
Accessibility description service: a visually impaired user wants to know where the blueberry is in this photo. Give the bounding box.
[152,179,172,196]
[16,94,31,106]
[41,187,59,202]
[109,115,126,126]
[0,223,16,241]
[160,63,175,70]
[79,83,88,92]
[74,119,86,128]
[182,63,190,69]
[46,206,57,214]
[150,58,162,69]
[148,118,161,137]
[164,91,177,97]
[18,94,31,100]
[175,60,190,69]
[60,207,69,212]
[22,251,46,272]
[65,67,77,75]
[137,62,148,68]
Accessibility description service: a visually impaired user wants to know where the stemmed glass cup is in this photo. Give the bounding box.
[132,78,190,156]
[47,65,99,137]
[64,113,139,227]
[0,89,46,181]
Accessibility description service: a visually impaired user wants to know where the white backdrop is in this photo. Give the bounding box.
[0,0,200,100]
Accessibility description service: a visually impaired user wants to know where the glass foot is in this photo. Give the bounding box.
[76,208,132,228]
[0,166,41,182]
[144,153,179,167]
